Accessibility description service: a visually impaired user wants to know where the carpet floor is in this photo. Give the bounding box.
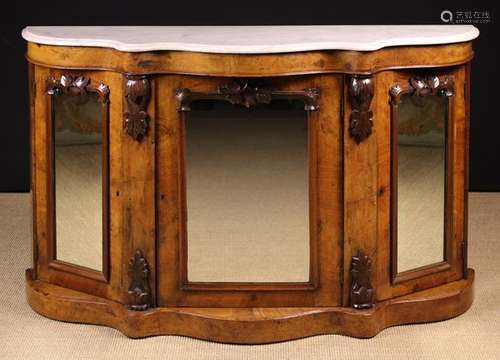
[0,192,499,359]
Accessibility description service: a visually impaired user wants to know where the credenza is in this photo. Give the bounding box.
[22,25,479,343]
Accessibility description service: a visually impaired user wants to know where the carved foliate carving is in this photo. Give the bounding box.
[127,250,152,311]
[123,75,151,141]
[348,76,374,144]
[350,250,375,309]
[46,75,110,102]
[176,79,320,112]
[218,81,272,107]
[175,88,195,111]
[390,76,455,105]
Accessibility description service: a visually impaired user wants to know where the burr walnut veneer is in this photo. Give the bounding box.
[23,26,478,343]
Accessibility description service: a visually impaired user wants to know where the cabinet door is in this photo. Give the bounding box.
[156,74,343,307]
[376,66,468,301]
[32,68,117,300]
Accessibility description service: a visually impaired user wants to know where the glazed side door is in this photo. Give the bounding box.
[31,66,131,304]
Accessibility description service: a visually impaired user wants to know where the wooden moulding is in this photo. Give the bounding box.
[26,42,474,77]
[175,79,320,111]
[26,268,474,343]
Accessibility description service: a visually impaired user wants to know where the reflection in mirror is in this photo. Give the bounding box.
[395,93,447,273]
[185,101,310,283]
[53,92,104,271]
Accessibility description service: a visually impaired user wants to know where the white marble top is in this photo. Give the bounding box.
[22,26,479,54]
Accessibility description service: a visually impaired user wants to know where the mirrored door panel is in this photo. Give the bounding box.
[391,78,452,275]
[185,102,310,283]
[52,89,106,272]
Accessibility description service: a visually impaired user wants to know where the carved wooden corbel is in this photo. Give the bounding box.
[176,79,320,112]
[127,250,152,311]
[46,74,110,102]
[348,76,374,144]
[350,250,375,309]
[390,75,455,105]
[123,75,151,141]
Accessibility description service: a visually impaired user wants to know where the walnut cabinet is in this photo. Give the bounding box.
[23,26,478,343]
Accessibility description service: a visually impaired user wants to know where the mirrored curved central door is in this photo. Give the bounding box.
[156,75,343,307]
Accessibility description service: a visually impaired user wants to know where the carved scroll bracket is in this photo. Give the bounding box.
[350,250,375,309]
[46,75,110,103]
[348,76,374,144]
[123,75,151,142]
[127,250,152,311]
[390,76,455,105]
[176,80,320,112]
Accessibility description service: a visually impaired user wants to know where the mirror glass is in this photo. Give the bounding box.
[396,93,447,273]
[53,92,104,271]
[185,101,310,282]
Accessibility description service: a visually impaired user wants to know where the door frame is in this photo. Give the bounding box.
[156,74,343,307]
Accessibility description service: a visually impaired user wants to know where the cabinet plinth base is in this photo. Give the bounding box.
[26,269,474,344]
